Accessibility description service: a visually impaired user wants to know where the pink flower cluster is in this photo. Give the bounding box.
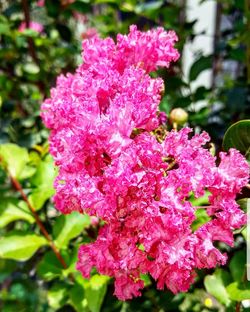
[41,25,249,300]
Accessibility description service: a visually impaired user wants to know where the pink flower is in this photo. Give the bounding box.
[37,0,45,7]
[18,21,44,33]
[41,25,249,301]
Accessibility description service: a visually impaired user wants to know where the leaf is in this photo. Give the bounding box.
[222,120,250,160]
[237,198,249,212]
[23,63,40,74]
[192,208,210,231]
[204,269,231,306]
[0,198,34,228]
[82,275,109,312]
[30,154,56,187]
[189,55,212,82]
[28,155,56,210]
[37,251,67,281]
[54,212,91,249]
[0,233,47,261]
[0,143,29,178]
[229,250,246,282]
[47,282,69,309]
[28,186,55,211]
[227,282,250,301]
[69,283,88,312]
[135,1,163,14]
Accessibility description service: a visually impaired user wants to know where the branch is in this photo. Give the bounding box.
[9,175,69,270]
[21,0,39,64]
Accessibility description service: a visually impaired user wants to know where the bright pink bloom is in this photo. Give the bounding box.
[18,21,43,33]
[41,25,249,301]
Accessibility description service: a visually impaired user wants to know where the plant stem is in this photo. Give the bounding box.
[21,0,39,64]
[21,0,46,96]
[236,302,241,312]
[9,175,68,270]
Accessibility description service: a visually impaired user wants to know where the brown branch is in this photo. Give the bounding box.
[236,302,241,312]
[9,175,69,270]
[21,0,46,97]
[21,0,39,65]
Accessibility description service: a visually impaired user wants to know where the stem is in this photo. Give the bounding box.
[9,175,68,270]
[236,302,241,312]
[21,0,39,64]
[21,0,46,96]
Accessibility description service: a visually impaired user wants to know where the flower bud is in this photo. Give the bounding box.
[169,108,188,126]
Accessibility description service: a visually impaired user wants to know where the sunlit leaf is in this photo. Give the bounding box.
[0,143,29,178]
[0,233,47,261]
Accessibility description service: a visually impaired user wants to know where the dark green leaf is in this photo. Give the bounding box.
[189,55,212,82]
[229,250,246,282]
[222,120,250,160]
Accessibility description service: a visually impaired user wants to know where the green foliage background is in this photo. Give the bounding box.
[0,0,249,311]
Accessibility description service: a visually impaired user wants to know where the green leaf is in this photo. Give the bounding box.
[227,282,250,301]
[30,154,56,187]
[22,63,40,74]
[204,269,231,306]
[237,198,249,212]
[222,120,250,160]
[135,1,163,14]
[54,212,91,249]
[190,191,210,206]
[229,250,246,282]
[28,186,55,211]
[0,143,29,178]
[192,208,210,231]
[0,198,34,228]
[37,251,66,281]
[47,282,69,309]
[28,155,56,210]
[82,275,109,312]
[0,233,47,261]
[189,55,212,82]
[69,283,88,312]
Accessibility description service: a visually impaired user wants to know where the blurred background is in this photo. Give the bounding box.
[0,0,249,311]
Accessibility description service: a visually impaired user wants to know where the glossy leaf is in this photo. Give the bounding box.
[222,120,250,160]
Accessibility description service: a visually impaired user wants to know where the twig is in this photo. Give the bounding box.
[236,302,241,312]
[9,175,69,270]
[21,0,39,64]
